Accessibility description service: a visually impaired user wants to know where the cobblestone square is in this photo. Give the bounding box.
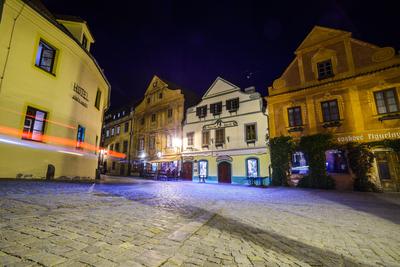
[0,177,399,266]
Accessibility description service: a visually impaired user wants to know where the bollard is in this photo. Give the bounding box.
[46,164,55,180]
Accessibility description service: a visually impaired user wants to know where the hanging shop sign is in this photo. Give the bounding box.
[203,119,238,130]
[336,130,400,143]
[72,83,89,108]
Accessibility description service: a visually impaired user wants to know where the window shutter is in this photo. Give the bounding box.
[210,103,215,114]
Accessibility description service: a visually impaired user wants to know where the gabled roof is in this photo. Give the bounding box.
[295,25,350,53]
[202,77,240,99]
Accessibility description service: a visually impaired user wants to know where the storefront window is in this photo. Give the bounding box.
[291,151,308,174]
[199,160,208,178]
[375,151,391,180]
[246,158,258,177]
[325,149,348,173]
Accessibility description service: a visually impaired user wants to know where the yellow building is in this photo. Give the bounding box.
[131,75,196,177]
[0,0,110,179]
[267,26,400,191]
[101,107,133,176]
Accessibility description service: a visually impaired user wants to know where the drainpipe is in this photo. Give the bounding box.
[0,2,25,94]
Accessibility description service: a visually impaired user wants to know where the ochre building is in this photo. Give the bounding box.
[267,26,400,191]
[0,0,110,179]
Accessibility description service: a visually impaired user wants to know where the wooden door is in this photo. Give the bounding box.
[182,162,193,180]
[218,162,231,183]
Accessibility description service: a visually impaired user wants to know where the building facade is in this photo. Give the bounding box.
[267,26,400,191]
[182,77,270,184]
[131,76,188,177]
[101,106,133,176]
[0,0,110,179]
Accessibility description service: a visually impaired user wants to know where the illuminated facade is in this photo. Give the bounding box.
[0,0,110,179]
[131,76,191,176]
[267,26,400,191]
[182,77,270,184]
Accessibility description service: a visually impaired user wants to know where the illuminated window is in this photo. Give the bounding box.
[149,136,155,149]
[325,149,348,173]
[226,98,239,112]
[291,151,308,174]
[288,107,302,127]
[115,142,120,152]
[76,125,85,149]
[215,128,225,145]
[202,131,210,146]
[167,108,173,118]
[116,125,120,135]
[139,137,145,150]
[82,34,88,50]
[210,102,222,115]
[35,40,57,74]
[106,129,109,137]
[199,160,208,178]
[187,132,194,146]
[246,158,258,177]
[111,127,115,136]
[317,59,334,80]
[245,123,257,142]
[95,89,101,110]
[124,122,129,132]
[321,100,339,122]
[151,113,156,122]
[22,106,47,142]
[123,140,128,153]
[374,89,399,114]
[196,105,207,118]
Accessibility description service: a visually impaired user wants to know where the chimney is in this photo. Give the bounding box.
[244,86,256,93]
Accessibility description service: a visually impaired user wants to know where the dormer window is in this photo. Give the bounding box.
[226,98,239,112]
[210,102,222,116]
[82,34,88,50]
[317,59,334,80]
[196,105,207,118]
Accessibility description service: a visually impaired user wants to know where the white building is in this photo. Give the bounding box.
[182,77,270,184]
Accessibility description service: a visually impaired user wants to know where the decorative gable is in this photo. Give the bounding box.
[202,77,240,99]
[144,75,168,96]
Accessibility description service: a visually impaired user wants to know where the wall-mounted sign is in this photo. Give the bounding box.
[216,155,233,162]
[336,130,400,143]
[203,119,238,130]
[72,83,88,108]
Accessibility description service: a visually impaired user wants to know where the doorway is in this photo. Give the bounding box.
[182,162,193,180]
[218,161,231,183]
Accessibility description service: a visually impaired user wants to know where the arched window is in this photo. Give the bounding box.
[246,158,259,177]
[198,160,208,178]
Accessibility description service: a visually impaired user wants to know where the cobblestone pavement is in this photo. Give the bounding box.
[0,177,400,267]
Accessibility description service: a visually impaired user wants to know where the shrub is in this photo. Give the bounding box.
[270,136,295,186]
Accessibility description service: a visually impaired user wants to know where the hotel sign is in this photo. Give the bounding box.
[337,130,400,143]
[203,119,238,131]
[72,83,88,108]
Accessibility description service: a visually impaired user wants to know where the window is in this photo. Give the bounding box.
[317,59,334,80]
[196,105,207,118]
[82,34,88,50]
[123,140,128,153]
[139,137,145,150]
[159,92,163,99]
[116,125,120,135]
[35,40,57,73]
[374,89,399,114]
[199,160,208,178]
[325,150,348,173]
[124,122,129,132]
[140,117,145,125]
[115,143,120,152]
[76,125,85,149]
[245,124,257,142]
[215,128,225,145]
[106,129,110,137]
[288,107,302,127]
[167,135,172,148]
[149,136,155,149]
[375,152,391,180]
[210,102,222,115]
[109,144,114,151]
[246,158,258,177]
[151,113,156,122]
[202,131,210,146]
[226,98,239,112]
[187,132,194,146]
[291,151,308,174]
[0,0,4,23]
[95,89,101,110]
[321,100,339,122]
[22,106,47,142]
[167,108,173,118]
[111,127,115,136]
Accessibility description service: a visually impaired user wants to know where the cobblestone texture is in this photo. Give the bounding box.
[0,177,399,266]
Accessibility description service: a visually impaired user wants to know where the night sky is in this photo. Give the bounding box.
[42,0,400,110]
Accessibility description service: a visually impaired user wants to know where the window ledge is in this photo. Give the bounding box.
[215,143,224,148]
[322,121,342,128]
[202,145,209,149]
[288,126,304,132]
[246,140,256,144]
[378,113,400,121]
